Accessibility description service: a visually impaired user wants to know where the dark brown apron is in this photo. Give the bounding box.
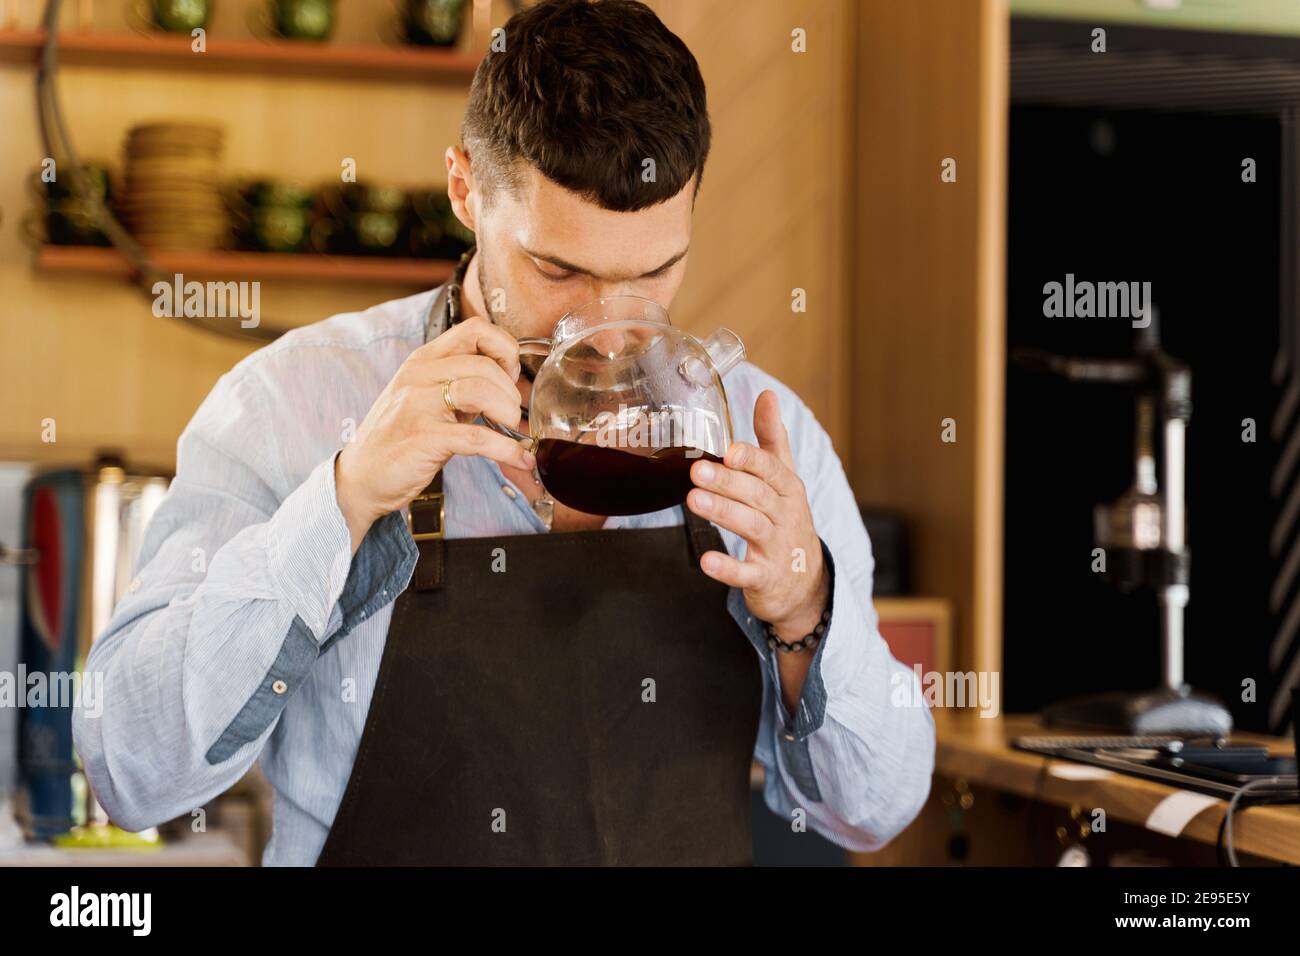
[315,491,764,865]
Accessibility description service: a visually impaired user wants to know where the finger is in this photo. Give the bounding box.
[723,441,802,498]
[690,458,780,522]
[752,389,795,469]
[423,353,520,405]
[431,421,535,470]
[686,487,773,544]
[698,549,764,589]
[419,315,521,381]
[428,376,522,430]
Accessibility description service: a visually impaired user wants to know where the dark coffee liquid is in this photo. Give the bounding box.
[535,439,722,516]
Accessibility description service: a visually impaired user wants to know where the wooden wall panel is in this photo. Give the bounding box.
[649,0,854,452]
[851,0,1007,677]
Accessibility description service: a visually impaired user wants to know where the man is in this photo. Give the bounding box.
[73,0,934,865]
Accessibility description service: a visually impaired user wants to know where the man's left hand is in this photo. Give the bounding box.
[686,389,829,640]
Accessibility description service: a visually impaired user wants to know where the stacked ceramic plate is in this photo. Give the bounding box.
[118,122,229,249]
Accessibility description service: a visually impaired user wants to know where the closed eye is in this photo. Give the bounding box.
[534,261,575,282]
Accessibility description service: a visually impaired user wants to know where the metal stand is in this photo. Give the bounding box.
[1015,320,1233,739]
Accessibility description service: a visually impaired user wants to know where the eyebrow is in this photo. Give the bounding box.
[522,245,689,280]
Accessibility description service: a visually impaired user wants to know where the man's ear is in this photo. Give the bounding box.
[446,144,478,233]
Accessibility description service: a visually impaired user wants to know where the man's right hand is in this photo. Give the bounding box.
[335,315,536,551]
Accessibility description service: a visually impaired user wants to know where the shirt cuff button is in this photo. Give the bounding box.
[272,679,288,695]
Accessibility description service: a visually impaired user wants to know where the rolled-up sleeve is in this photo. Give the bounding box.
[742,381,936,853]
[72,369,415,831]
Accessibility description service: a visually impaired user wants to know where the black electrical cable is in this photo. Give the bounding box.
[1216,792,1299,865]
[1222,778,1300,867]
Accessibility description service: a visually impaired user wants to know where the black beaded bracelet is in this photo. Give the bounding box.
[763,605,831,654]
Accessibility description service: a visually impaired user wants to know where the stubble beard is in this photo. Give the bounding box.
[476,256,538,382]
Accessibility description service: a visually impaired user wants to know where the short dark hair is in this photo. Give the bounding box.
[462,0,710,212]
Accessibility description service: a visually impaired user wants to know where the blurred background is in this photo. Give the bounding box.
[1,0,1298,867]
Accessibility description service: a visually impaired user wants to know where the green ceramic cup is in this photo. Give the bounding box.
[149,0,212,32]
[401,0,466,47]
[274,0,335,41]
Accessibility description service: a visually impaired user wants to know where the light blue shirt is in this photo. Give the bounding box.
[72,286,935,865]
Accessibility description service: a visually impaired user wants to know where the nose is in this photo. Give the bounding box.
[585,327,630,359]
[596,280,636,299]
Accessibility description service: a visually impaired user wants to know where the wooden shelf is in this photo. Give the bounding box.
[36,245,455,285]
[0,28,481,83]
[934,713,1300,866]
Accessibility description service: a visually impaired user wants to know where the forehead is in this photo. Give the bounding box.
[497,164,695,278]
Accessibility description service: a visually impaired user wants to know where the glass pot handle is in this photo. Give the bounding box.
[701,328,745,376]
[477,337,550,450]
[679,328,746,389]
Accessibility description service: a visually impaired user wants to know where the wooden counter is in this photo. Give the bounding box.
[902,712,1299,865]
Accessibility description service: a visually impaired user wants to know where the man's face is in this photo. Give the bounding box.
[450,152,696,343]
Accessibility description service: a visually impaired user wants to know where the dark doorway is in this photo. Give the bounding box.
[1003,103,1281,731]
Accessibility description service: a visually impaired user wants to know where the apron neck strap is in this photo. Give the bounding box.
[412,247,473,589]
[424,245,476,344]
[682,507,722,566]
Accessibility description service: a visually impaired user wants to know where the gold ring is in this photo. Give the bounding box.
[442,378,459,415]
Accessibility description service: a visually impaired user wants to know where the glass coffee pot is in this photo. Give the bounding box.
[484,296,746,520]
